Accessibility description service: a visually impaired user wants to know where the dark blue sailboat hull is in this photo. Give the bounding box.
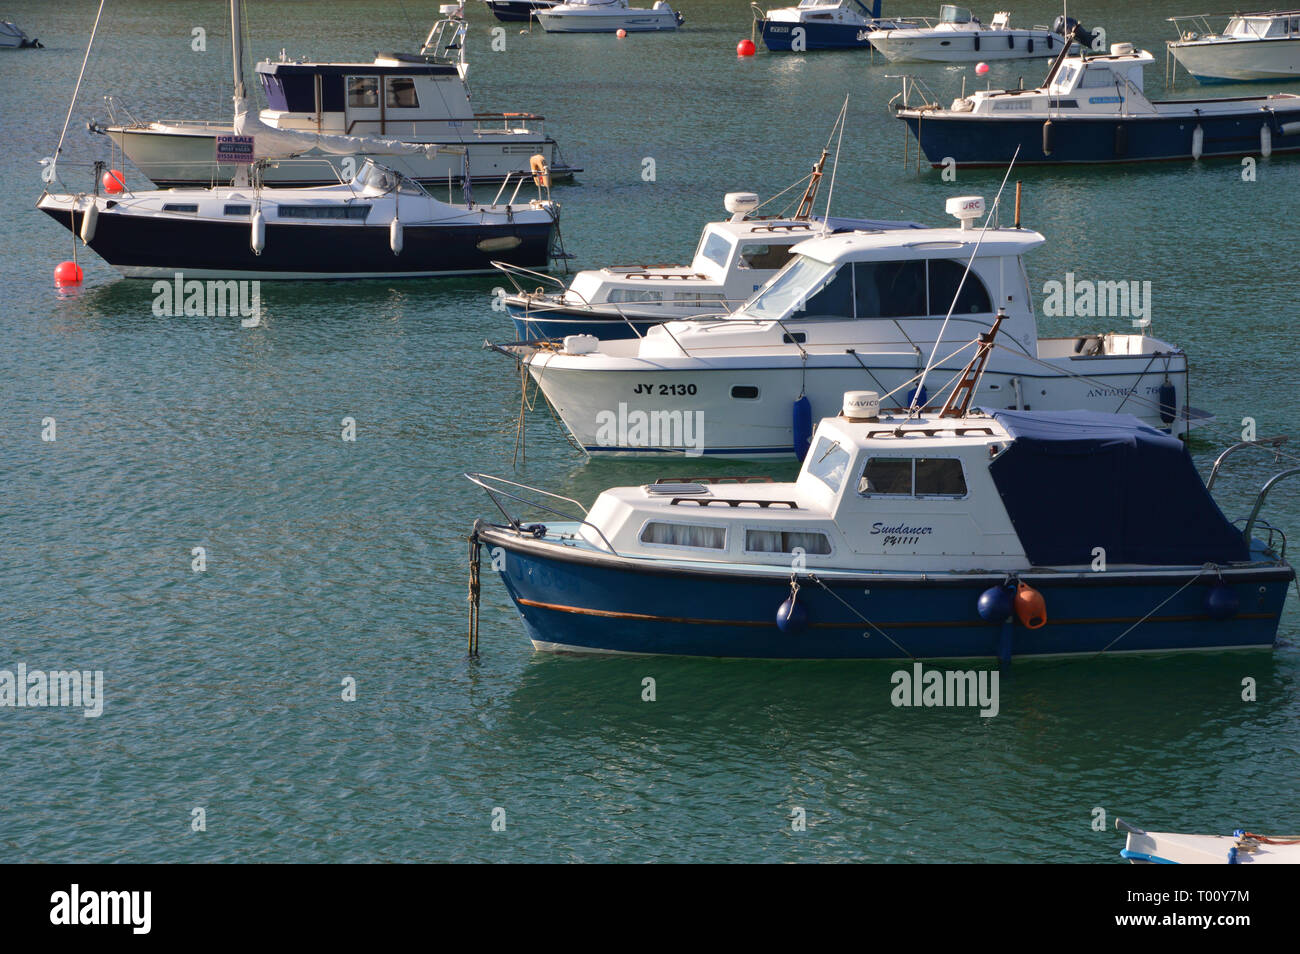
[759,19,876,51]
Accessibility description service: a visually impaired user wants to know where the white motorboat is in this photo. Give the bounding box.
[869,5,1077,62]
[495,195,1199,459]
[0,19,40,48]
[1119,819,1300,863]
[1168,10,1300,83]
[495,149,923,340]
[536,0,683,33]
[95,16,578,187]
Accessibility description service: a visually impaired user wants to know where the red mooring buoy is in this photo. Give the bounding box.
[737,38,756,57]
[54,260,84,285]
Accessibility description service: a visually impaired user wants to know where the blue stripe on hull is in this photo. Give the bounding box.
[902,111,1300,165]
[494,542,1289,659]
[760,20,875,51]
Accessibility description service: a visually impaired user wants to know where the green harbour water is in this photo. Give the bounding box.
[1,0,1298,862]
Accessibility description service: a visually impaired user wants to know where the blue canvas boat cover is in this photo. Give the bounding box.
[984,409,1248,566]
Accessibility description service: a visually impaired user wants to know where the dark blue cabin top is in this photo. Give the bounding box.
[256,60,457,113]
[983,409,1249,566]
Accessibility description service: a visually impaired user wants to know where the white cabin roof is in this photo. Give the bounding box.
[790,226,1045,265]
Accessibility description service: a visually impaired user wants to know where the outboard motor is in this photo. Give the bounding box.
[1052,15,1097,49]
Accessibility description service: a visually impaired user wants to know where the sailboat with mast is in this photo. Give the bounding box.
[37,1,561,279]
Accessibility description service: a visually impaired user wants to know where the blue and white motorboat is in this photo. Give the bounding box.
[535,0,683,33]
[868,5,1076,62]
[494,150,923,340]
[497,194,1201,458]
[1118,818,1300,864]
[751,0,907,53]
[1168,10,1300,84]
[895,36,1300,166]
[468,348,1295,659]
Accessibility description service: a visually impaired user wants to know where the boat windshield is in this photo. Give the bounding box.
[693,229,734,271]
[940,5,972,23]
[351,160,428,196]
[806,436,852,493]
[739,255,842,321]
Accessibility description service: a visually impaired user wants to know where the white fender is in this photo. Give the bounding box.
[1261,123,1273,158]
[1191,124,1203,160]
[251,210,266,255]
[79,202,98,244]
[390,218,404,256]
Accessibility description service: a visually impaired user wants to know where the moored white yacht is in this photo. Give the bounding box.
[1168,10,1300,83]
[868,5,1076,62]
[496,195,1198,458]
[536,0,683,33]
[96,16,578,187]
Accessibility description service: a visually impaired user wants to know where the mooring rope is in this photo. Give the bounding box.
[806,573,916,660]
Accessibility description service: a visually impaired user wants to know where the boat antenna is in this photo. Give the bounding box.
[938,311,1006,418]
[908,146,1020,415]
[817,95,850,234]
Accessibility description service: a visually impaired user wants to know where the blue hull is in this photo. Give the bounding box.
[902,108,1300,166]
[759,20,875,51]
[508,303,660,340]
[483,529,1292,659]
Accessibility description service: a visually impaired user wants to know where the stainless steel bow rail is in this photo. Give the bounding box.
[464,472,618,656]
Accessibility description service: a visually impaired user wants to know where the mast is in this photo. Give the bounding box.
[230,0,245,104]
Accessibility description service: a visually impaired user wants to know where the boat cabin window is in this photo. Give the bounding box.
[277,204,372,220]
[738,243,797,270]
[806,437,852,492]
[607,288,663,304]
[347,76,379,108]
[745,529,832,555]
[854,261,926,318]
[696,231,733,270]
[1055,64,1077,88]
[1080,67,1117,89]
[224,204,252,216]
[940,5,973,23]
[640,521,727,550]
[926,258,993,315]
[386,77,419,109]
[859,457,967,497]
[162,203,199,213]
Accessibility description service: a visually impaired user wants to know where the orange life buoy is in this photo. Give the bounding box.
[1014,582,1047,629]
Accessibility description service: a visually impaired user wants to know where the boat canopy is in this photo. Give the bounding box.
[985,410,1248,566]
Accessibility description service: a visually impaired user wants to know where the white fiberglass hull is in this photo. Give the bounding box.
[1170,37,1300,83]
[1124,830,1300,864]
[105,124,568,188]
[870,28,1067,62]
[536,10,678,32]
[524,344,1192,458]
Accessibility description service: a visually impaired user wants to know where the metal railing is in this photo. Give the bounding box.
[464,472,619,554]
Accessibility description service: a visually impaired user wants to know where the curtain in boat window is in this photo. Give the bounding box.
[745,529,832,554]
[640,522,726,549]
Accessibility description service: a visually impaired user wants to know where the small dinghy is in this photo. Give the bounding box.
[536,0,683,33]
[467,326,1296,659]
[1119,819,1300,864]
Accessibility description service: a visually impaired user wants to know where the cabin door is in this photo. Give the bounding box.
[343,74,383,137]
